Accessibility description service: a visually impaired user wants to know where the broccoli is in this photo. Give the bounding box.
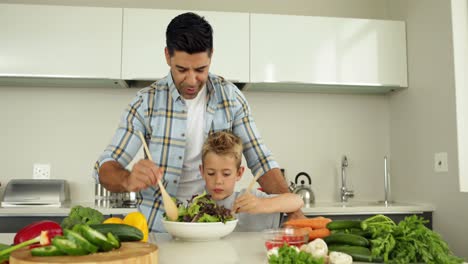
[61,205,104,229]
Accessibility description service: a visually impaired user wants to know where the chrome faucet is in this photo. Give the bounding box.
[341,155,354,202]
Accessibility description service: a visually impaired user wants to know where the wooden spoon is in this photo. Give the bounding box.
[138,131,179,221]
[231,171,263,216]
[247,171,263,193]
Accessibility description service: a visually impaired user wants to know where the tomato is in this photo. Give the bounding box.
[265,241,284,250]
[265,234,306,250]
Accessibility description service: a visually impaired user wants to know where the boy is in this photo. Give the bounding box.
[200,131,304,231]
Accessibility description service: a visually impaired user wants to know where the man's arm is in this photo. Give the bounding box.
[99,161,131,192]
[257,168,307,220]
[99,160,162,193]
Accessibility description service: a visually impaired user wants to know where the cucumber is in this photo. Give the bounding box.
[89,223,143,242]
[324,233,370,247]
[328,244,383,263]
[326,220,362,230]
[331,228,372,238]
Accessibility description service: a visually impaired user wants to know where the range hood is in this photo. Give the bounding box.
[0,75,249,90]
[0,75,400,94]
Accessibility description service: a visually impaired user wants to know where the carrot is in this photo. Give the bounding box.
[283,216,332,229]
[308,228,331,240]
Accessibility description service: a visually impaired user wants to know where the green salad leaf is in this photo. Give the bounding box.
[166,192,235,223]
[268,245,325,264]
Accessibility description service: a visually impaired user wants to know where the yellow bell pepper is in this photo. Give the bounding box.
[123,212,149,242]
[103,217,124,224]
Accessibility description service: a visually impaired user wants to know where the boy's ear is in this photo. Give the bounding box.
[199,164,204,177]
[236,166,245,181]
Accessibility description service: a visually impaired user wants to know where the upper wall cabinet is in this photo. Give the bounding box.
[250,14,408,89]
[122,9,249,82]
[0,4,122,79]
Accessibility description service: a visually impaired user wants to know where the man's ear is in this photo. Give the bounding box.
[164,47,171,66]
[236,166,245,181]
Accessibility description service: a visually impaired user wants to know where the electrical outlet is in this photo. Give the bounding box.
[434,152,448,172]
[33,163,51,179]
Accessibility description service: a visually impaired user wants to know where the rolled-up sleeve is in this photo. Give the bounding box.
[231,89,279,178]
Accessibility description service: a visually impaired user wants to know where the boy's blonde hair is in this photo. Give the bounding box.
[202,131,243,168]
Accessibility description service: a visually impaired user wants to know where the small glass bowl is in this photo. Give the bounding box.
[263,227,309,250]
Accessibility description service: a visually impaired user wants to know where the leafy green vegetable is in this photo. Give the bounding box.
[61,205,104,229]
[268,244,324,264]
[388,215,463,264]
[362,214,463,264]
[168,192,234,223]
[361,214,397,262]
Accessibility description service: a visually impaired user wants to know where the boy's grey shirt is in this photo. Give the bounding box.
[215,188,281,232]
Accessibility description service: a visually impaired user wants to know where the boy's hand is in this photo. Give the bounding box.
[233,191,264,214]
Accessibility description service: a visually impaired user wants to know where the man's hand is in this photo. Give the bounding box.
[98,160,163,193]
[233,192,264,214]
[126,160,163,192]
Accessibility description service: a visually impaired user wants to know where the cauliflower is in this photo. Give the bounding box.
[301,238,328,258]
[267,247,279,258]
[329,251,353,264]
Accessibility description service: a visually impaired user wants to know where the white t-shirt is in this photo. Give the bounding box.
[175,86,207,202]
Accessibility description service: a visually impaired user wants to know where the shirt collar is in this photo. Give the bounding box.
[166,71,217,105]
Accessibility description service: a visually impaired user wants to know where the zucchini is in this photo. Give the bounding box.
[326,220,362,230]
[328,244,383,263]
[90,223,143,242]
[324,233,370,247]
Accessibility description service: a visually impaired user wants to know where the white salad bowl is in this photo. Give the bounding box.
[162,219,238,241]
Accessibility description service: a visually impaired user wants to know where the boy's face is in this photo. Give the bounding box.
[200,152,244,201]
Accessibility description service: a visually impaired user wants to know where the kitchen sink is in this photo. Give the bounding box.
[317,201,414,208]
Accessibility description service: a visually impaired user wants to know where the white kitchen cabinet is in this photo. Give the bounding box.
[122,8,249,82]
[0,4,122,79]
[250,14,408,89]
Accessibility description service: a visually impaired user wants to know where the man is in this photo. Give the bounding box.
[94,12,304,232]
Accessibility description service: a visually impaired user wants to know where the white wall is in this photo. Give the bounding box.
[0,0,391,200]
[388,0,468,258]
[0,86,390,204]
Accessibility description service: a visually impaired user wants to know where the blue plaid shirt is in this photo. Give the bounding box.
[94,73,279,232]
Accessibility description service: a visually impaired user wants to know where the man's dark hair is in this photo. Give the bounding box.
[166,12,213,57]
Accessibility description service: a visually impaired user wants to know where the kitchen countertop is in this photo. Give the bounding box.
[301,201,435,215]
[0,201,434,217]
[1,232,461,264]
[0,202,137,216]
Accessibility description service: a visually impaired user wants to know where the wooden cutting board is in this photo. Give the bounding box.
[10,242,158,264]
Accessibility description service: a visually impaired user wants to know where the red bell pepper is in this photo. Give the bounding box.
[13,220,62,245]
[0,231,50,262]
